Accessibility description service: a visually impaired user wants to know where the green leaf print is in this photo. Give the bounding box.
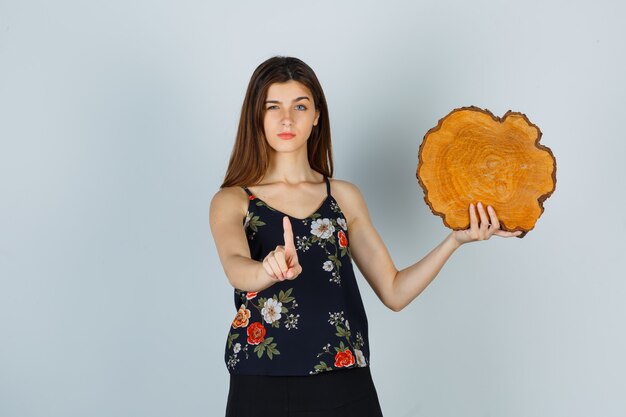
[227,333,239,349]
[254,344,265,358]
[248,215,265,232]
[253,337,280,360]
[335,325,348,337]
[278,288,294,303]
[267,343,280,359]
[313,361,332,372]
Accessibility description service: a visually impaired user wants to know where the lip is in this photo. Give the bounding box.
[277,132,295,139]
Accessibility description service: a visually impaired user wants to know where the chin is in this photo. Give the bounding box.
[269,142,305,152]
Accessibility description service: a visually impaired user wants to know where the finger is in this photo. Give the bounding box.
[285,267,296,280]
[494,230,523,238]
[283,216,296,251]
[486,205,500,230]
[469,203,478,230]
[477,202,490,231]
[273,249,290,277]
[287,264,302,279]
[262,258,280,281]
[287,256,300,278]
[266,255,285,280]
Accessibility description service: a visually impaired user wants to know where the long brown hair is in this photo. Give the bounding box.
[220,56,334,188]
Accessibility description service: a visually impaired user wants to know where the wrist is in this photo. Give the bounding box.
[446,232,463,251]
[255,261,274,291]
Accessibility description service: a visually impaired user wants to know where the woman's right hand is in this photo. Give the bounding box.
[261,216,303,281]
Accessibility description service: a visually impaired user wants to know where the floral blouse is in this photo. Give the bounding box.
[224,175,371,376]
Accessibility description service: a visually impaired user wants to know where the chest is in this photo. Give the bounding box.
[245,184,353,225]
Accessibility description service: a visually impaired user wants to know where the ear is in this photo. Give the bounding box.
[314,110,320,126]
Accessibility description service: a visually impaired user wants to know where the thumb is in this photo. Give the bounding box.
[286,263,302,279]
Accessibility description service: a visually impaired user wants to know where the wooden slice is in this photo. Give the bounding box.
[416,106,556,238]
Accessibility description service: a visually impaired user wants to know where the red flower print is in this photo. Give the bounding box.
[334,349,355,368]
[246,291,258,300]
[231,304,251,329]
[247,322,266,345]
[248,194,256,200]
[338,230,348,248]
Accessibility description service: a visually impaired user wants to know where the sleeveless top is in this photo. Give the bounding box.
[224,175,371,376]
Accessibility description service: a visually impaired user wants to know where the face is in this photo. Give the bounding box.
[262,80,320,150]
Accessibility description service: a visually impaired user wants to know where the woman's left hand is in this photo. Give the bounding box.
[452,202,523,246]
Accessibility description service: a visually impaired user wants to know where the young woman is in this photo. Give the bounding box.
[209,56,522,417]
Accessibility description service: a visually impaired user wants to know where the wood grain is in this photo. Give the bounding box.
[416,106,556,237]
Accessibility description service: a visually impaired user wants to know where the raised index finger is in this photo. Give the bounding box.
[283,216,296,250]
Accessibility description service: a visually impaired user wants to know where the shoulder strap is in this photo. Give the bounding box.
[241,185,253,197]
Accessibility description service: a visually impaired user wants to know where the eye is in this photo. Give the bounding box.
[266,105,278,110]
[295,104,307,110]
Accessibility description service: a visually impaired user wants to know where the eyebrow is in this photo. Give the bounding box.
[264,96,311,104]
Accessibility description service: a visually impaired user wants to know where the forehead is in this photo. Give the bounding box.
[265,80,314,100]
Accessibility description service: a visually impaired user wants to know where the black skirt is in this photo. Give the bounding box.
[225,367,384,417]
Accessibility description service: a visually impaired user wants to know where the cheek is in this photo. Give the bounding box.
[263,115,278,130]
[263,113,274,124]
[296,113,315,126]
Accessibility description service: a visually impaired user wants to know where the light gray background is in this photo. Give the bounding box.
[1,1,624,416]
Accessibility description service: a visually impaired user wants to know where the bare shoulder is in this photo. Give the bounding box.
[328,178,370,228]
[209,185,249,225]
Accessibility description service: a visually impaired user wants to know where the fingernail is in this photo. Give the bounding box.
[478,202,482,207]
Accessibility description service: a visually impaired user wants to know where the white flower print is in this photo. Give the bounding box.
[328,311,345,325]
[285,313,300,330]
[355,349,367,367]
[233,343,241,353]
[356,332,365,348]
[227,355,240,369]
[296,235,312,252]
[337,217,347,231]
[261,298,283,324]
[311,218,335,239]
[323,260,334,271]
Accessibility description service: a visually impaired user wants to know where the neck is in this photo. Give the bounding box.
[262,148,320,185]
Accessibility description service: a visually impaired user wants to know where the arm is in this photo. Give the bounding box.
[386,233,461,311]
[208,188,275,292]
[341,182,520,312]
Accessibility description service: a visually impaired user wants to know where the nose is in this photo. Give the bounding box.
[280,109,293,127]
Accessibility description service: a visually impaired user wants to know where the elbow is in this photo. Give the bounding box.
[223,265,244,291]
[383,297,405,312]
[386,302,405,313]
[224,270,238,290]
[384,271,405,312]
